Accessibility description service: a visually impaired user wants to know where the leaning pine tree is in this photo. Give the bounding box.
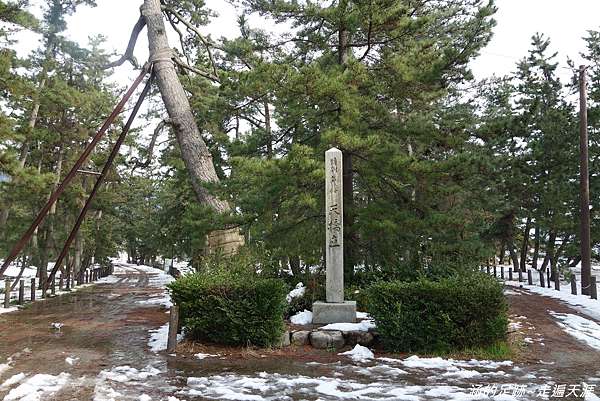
[111,0,244,255]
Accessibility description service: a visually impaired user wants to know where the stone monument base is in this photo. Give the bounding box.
[312,301,356,324]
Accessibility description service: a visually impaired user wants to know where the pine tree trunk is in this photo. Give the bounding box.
[498,241,506,265]
[337,1,355,281]
[541,231,556,273]
[142,0,243,256]
[508,242,520,273]
[519,216,531,272]
[531,225,540,270]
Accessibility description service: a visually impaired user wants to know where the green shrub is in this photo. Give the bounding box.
[169,271,287,347]
[366,273,507,353]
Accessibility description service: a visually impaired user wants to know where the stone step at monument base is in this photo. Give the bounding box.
[312,300,356,324]
[277,328,377,349]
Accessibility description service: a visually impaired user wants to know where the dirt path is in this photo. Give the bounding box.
[0,264,170,400]
[506,287,600,383]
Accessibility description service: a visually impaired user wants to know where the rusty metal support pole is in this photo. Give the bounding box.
[579,65,592,295]
[0,69,148,278]
[44,72,154,291]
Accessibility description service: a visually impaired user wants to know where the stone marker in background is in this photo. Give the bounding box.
[313,147,357,324]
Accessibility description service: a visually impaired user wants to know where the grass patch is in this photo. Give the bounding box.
[435,340,515,361]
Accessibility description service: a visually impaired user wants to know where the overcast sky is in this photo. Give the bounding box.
[14,0,600,87]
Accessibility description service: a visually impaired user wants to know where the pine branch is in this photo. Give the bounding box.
[105,15,145,69]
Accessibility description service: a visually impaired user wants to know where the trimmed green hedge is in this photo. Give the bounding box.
[366,273,507,353]
[169,272,287,347]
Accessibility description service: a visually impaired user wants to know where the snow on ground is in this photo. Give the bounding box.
[195,353,219,360]
[137,293,172,309]
[3,372,70,401]
[93,365,163,401]
[339,345,374,361]
[173,353,526,401]
[147,323,182,352]
[65,357,79,366]
[497,260,600,321]
[0,373,25,388]
[286,282,305,303]
[290,310,312,325]
[550,312,600,350]
[319,319,376,332]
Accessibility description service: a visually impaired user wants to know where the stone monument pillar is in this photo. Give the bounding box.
[313,147,356,324]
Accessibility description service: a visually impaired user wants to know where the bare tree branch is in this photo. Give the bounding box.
[161,6,219,80]
[105,15,146,69]
[173,55,220,82]
[130,119,171,174]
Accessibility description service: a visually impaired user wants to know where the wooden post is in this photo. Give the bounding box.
[546,268,551,288]
[85,270,89,283]
[579,65,592,295]
[539,270,545,287]
[527,270,533,285]
[4,279,10,308]
[59,274,63,291]
[18,280,24,305]
[591,276,598,300]
[167,305,180,353]
[571,276,577,295]
[51,276,56,295]
[554,275,560,291]
[518,268,523,283]
[30,278,35,301]
[493,266,497,277]
[501,266,504,280]
[486,265,490,275]
[509,268,513,281]
[65,267,70,290]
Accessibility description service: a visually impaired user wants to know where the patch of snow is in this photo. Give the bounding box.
[138,395,151,401]
[319,319,376,332]
[195,353,219,360]
[147,323,182,352]
[508,321,522,330]
[4,372,70,401]
[50,322,63,330]
[290,310,312,325]
[550,312,600,350]
[286,282,305,303]
[93,384,123,401]
[0,362,11,376]
[184,373,426,401]
[138,294,172,308]
[98,365,160,383]
[339,345,374,361]
[1,373,25,388]
[65,357,79,365]
[356,311,370,319]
